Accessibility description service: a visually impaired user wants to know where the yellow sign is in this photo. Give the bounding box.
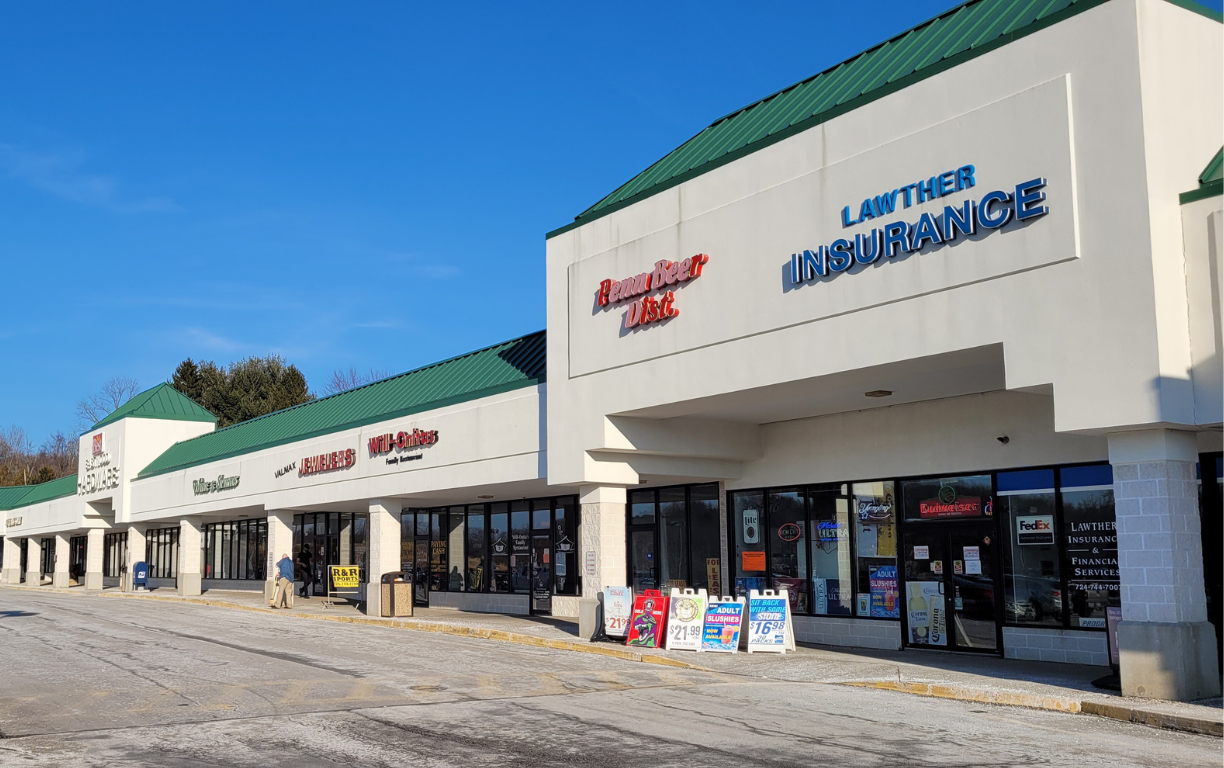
[330,565,360,589]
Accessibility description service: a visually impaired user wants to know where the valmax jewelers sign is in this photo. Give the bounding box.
[787,164,1048,285]
[595,254,709,331]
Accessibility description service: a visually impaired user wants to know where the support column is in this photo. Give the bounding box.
[52,533,70,588]
[265,511,294,603]
[177,518,202,596]
[365,499,401,617]
[84,529,104,590]
[2,536,20,584]
[577,485,627,640]
[1110,429,1221,700]
[26,537,41,587]
[124,525,147,591]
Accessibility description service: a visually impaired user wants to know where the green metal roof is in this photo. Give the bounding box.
[91,382,218,432]
[1181,146,1224,204]
[550,0,1222,238]
[7,475,78,510]
[0,485,36,511]
[1200,147,1223,185]
[138,331,547,479]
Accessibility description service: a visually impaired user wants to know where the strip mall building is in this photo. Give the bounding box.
[2,0,1221,701]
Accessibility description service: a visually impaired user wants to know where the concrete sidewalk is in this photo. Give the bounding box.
[7,582,1221,736]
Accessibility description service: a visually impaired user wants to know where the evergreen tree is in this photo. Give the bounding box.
[170,355,314,427]
[171,359,204,402]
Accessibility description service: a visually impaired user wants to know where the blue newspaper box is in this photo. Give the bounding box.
[132,561,149,590]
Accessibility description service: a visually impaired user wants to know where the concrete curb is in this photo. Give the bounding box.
[85,588,707,671]
[841,680,1222,737]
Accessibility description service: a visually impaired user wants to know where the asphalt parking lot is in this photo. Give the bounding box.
[0,590,1219,767]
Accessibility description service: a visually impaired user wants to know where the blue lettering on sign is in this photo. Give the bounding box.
[791,166,1048,288]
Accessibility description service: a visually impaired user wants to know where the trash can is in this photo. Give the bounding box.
[381,572,413,618]
[132,561,149,591]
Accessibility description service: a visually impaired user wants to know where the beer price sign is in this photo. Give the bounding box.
[603,586,633,639]
[664,588,707,652]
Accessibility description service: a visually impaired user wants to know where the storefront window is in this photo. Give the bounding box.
[430,511,447,591]
[511,501,530,592]
[689,484,721,594]
[203,519,268,580]
[659,486,688,590]
[732,490,766,598]
[554,498,577,595]
[768,488,808,614]
[145,527,178,580]
[467,507,485,591]
[853,481,899,618]
[901,474,992,521]
[490,504,510,592]
[400,514,414,573]
[447,508,465,591]
[999,469,1062,626]
[630,490,655,524]
[809,485,853,616]
[1059,464,1117,629]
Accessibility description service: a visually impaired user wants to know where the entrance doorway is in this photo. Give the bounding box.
[902,523,1000,652]
[69,536,86,583]
[292,512,369,598]
[531,534,552,614]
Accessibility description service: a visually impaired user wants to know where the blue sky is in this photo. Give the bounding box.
[1,1,1220,442]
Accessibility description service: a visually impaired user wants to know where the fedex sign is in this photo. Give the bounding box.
[1016,515,1055,545]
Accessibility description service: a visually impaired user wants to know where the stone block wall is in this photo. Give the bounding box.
[791,616,902,650]
[1002,627,1109,666]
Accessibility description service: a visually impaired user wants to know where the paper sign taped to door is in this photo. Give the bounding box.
[963,546,980,561]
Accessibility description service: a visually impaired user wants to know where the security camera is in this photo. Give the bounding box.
[996,436,1010,444]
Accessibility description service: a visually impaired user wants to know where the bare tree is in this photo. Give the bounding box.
[38,431,79,477]
[0,425,35,485]
[76,376,140,431]
[322,367,392,396]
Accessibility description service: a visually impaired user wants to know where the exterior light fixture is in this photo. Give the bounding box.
[477,494,494,500]
[864,390,893,398]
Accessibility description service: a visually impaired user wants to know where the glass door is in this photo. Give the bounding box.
[414,535,430,606]
[629,529,656,593]
[531,534,552,615]
[902,525,999,652]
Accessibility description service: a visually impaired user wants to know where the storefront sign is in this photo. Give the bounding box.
[368,428,439,457]
[787,165,1050,287]
[665,588,707,651]
[5,516,21,528]
[192,474,240,495]
[777,522,802,542]
[701,597,745,653]
[907,581,947,646]
[274,461,297,479]
[602,586,633,638]
[330,565,360,589]
[595,254,709,332]
[299,449,355,477]
[79,450,120,496]
[625,590,669,648]
[1016,514,1055,545]
[91,433,104,456]
[746,589,796,654]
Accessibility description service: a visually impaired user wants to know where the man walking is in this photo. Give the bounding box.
[272,553,294,609]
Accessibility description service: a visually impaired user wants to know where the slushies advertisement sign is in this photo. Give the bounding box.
[701,598,745,653]
[868,564,899,618]
[626,590,669,648]
[786,164,1050,287]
